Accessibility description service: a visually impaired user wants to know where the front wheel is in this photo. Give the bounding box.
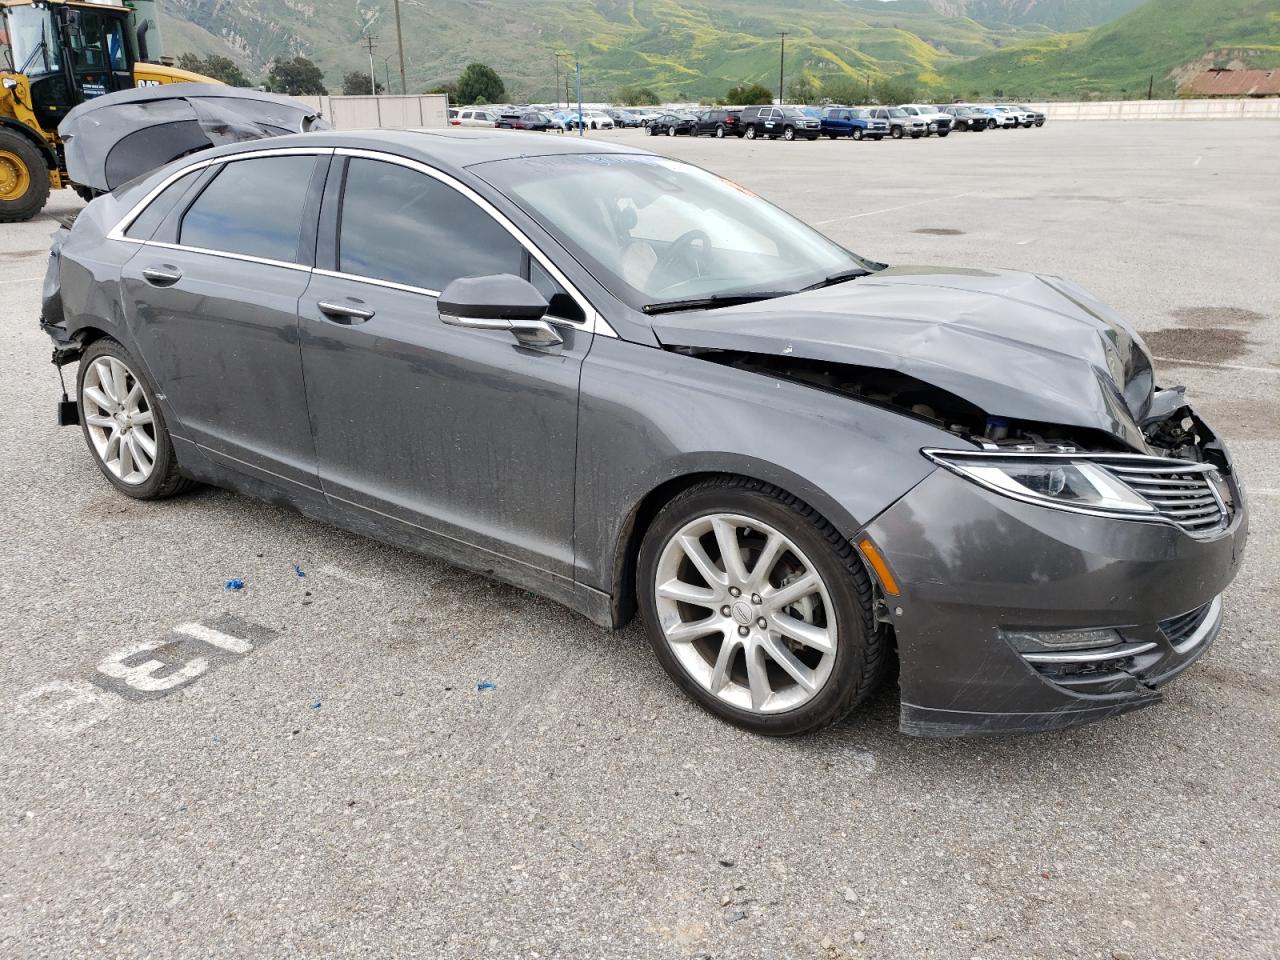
[744,127,756,140]
[782,126,796,141]
[890,126,903,140]
[851,128,864,141]
[638,478,885,736]
[647,125,657,136]
[937,130,950,138]
[76,338,193,500]
[0,128,51,223]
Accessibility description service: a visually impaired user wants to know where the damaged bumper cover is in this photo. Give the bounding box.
[865,428,1248,737]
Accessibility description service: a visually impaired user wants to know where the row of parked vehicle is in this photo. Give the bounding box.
[646,103,1046,140]
[448,102,1046,140]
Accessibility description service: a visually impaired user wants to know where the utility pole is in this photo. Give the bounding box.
[1147,74,1154,100]
[576,61,584,137]
[554,51,570,108]
[383,56,394,95]
[392,0,406,96]
[361,33,378,96]
[777,32,788,106]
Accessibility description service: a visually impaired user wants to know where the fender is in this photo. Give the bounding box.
[0,115,57,170]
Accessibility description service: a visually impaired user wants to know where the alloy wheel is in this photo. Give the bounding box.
[81,355,157,485]
[654,513,837,714]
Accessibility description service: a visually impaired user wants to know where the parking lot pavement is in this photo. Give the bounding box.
[1,121,1277,959]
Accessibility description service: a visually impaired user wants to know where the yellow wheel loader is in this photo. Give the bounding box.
[0,0,216,221]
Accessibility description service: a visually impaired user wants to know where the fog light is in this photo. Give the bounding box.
[1004,628,1122,654]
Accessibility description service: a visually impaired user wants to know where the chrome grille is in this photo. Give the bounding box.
[1159,601,1212,645]
[1104,461,1229,537]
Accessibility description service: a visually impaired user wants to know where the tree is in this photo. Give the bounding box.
[422,81,458,99]
[266,56,327,96]
[872,76,917,105]
[342,71,384,95]
[787,75,819,104]
[822,76,867,105]
[723,82,773,105]
[615,85,659,106]
[175,53,250,87]
[455,63,505,105]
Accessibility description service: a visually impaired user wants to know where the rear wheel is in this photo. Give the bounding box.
[0,129,50,223]
[715,125,725,138]
[638,478,885,736]
[667,125,676,137]
[938,130,950,138]
[76,338,193,500]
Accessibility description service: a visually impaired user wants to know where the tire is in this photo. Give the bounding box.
[782,126,796,141]
[937,130,950,138]
[76,338,193,500]
[1036,118,1045,127]
[744,126,756,140]
[890,126,903,140]
[715,125,725,138]
[637,477,885,736]
[647,125,657,136]
[0,128,51,223]
[851,128,863,141]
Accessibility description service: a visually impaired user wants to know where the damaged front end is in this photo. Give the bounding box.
[652,266,1248,735]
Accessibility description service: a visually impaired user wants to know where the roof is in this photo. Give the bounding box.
[1181,69,1280,97]
[220,128,647,176]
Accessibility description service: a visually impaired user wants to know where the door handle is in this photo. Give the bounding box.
[141,265,182,286]
[317,300,375,324]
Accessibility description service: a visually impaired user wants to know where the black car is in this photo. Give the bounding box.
[499,112,556,132]
[939,105,989,132]
[738,106,821,141]
[647,112,699,137]
[694,108,743,138]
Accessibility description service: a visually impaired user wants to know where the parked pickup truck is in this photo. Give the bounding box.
[820,107,889,140]
[898,104,953,137]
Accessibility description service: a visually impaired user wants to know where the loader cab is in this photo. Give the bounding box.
[2,1,136,132]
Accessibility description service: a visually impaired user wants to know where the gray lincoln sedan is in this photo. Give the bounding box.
[40,130,1247,737]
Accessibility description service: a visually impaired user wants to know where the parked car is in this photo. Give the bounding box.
[977,105,1020,129]
[820,107,888,140]
[995,104,1037,127]
[738,106,821,141]
[499,111,556,132]
[581,110,615,130]
[648,112,699,136]
[605,108,643,128]
[45,130,1245,738]
[1005,103,1046,127]
[938,105,989,131]
[628,108,662,126]
[694,108,743,138]
[452,109,499,128]
[869,107,926,139]
[897,104,953,137]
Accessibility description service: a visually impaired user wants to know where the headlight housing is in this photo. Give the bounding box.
[924,450,1156,518]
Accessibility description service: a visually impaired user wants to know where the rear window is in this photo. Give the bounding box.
[125,169,201,240]
[179,155,316,263]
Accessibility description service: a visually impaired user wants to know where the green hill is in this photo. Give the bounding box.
[160,0,1055,101]
[844,0,1146,33]
[938,0,1280,98]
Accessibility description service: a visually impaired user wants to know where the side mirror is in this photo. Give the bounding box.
[438,274,562,347]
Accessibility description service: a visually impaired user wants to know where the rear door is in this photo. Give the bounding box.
[298,151,595,579]
[120,150,328,489]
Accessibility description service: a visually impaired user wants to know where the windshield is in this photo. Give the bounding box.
[4,6,62,75]
[475,154,871,310]
[887,108,907,117]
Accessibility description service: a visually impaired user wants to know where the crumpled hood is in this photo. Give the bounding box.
[650,265,1156,449]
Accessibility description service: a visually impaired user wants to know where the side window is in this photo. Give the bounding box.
[124,170,201,240]
[337,158,522,292]
[179,155,316,262]
[530,260,584,324]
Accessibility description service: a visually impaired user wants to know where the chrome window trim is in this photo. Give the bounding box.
[334,147,616,337]
[106,146,335,243]
[313,267,440,298]
[142,239,313,273]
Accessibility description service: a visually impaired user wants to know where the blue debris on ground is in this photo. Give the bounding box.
[477,681,497,692]
[224,579,245,591]
[293,564,306,578]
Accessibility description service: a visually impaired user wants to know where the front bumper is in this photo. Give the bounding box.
[862,455,1248,737]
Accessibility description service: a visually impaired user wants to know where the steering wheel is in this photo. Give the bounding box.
[656,229,711,274]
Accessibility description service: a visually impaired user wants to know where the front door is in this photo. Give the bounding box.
[121,152,325,489]
[299,154,592,579]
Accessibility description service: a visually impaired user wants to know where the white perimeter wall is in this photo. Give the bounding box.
[292,94,450,129]
[1028,98,1280,120]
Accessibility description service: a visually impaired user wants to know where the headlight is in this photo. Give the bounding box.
[924,450,1155,517]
